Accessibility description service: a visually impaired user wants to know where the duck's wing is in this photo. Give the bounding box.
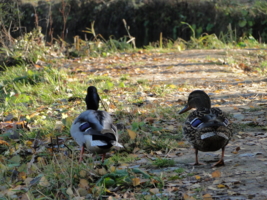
[84,128,123,147]
[71,110,122,148]
[183,107,232,141]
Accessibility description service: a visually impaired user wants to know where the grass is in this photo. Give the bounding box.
[152,158,175,168]
[0,27,267,199]
[0,54,185,198]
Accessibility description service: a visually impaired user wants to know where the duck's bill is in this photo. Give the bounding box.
[178,105,192,114]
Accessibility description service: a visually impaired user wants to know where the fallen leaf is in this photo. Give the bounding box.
[203,193,213,200]
[183,193,196,200]
[132,178,141,186]
[79,170,87,178]
[39,176,50,187]
[195,175,201,180]
[0,140,9,146]
[95,166,108,176]
[144,117,157,124]
[177,141,186,147]
[110,165,116,172]
[212,170,221,178]
[18,171,27,180]
[66,187,74,196]
[127,129,137,140]
[168,84,176,89]
[20,193,30,200]
[78,179,89,189]
[149,188,159,194]
[217,184,226,188]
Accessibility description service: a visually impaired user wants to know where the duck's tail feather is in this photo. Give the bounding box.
[111,141,123,148]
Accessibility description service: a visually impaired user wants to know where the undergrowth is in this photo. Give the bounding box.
[0,4,267,198]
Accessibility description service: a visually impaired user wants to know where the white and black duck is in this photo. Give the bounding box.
[70,86,123,162]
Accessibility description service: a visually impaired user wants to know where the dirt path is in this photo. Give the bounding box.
[69,49,267,199]
[132,49,267,199]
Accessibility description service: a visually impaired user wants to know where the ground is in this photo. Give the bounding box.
[88,50,267,200]
[66,49,267,199]
[1,49,267,199]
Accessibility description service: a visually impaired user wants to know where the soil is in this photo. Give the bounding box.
[136,49,267,200]
[69,49,267,199]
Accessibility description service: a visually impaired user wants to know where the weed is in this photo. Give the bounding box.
[108,152,138,164]
[152,158,175,168]
[120,74,130,81]
[174,168,185,174]
[137,79,148,85]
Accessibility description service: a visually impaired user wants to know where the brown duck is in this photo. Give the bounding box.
[179,90,232,167]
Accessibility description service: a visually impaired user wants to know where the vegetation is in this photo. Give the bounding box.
[0,0,267,199]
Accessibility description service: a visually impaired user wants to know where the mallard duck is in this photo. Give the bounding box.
[85,86,100,110]
[179,90,232,167]
[70,86,123,163]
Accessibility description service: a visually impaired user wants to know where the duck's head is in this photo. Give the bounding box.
[179,90,211,114]
[87,86,98,94]
[85,86,100,110]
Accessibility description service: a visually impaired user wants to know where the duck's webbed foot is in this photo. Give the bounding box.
[212,147,225,167]
[191,149,206,165]
[212,159,225,167]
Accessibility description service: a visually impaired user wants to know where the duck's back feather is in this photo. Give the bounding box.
[183,107,232,152]
[70,110,120,153]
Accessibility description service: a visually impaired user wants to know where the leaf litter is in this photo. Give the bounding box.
[0,49,267,199]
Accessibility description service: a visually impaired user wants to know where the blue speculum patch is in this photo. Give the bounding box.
[190,118,203,127]
[79,122,91,131]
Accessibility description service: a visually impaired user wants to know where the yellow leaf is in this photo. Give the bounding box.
[25,140,33,147]
[203,193,213,200]
[18,171,27,180]
[79,170,87,178]
[39,176,50,187]
[212,170,221,178]
[0,140,9,146]
[217,184,225,188]
[110,166,116,172]
[109,104,116,109]
[96,166,108,176]
[183,193,196,200]
[177,141,186,147]
[62,113,68,119]
[195,175,201,180]
[169,84,176,89]
[127,129,137,140]
[132,178,141,186]
[78,179,89,189]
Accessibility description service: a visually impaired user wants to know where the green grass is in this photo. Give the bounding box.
[1,26,267,199]
[152,158,175,168]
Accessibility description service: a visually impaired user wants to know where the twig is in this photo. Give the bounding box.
[100,99,108,112]
[122,19,136,49]
[36,189,54,200]
[56,136,60,152]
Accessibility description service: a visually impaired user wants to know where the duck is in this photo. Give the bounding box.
[178,90,232,167]
[70,86,123,163]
